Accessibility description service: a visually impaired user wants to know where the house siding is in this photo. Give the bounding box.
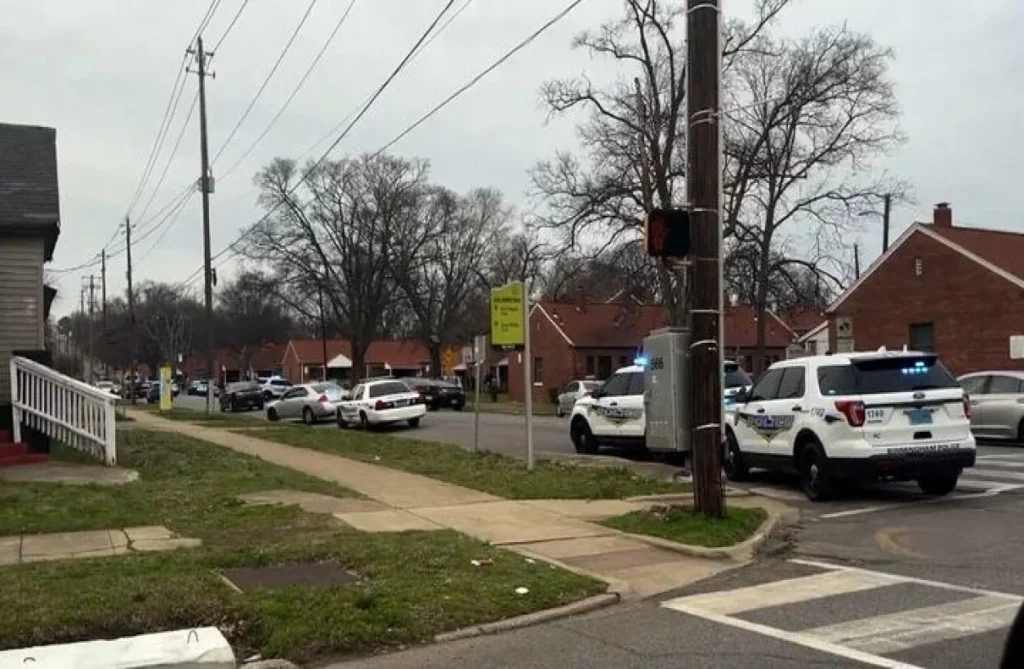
[0,237,45,403]
[507,311,575,404]
[828,230,1024,375]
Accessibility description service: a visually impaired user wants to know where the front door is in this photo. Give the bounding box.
[732,367,785,457]
[589,372,632,439]
[983,375,1024,440]
[278,387,309,419]
[754,365,805,457]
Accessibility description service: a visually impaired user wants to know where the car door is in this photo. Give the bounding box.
[983,375,1024,440]
[590,372,632,438]
[756,365,805,455]
[559,382,579,413]
[278,388,308,419]
[617,371,647,439]
[732,368,785,456]
[959,374,990,436]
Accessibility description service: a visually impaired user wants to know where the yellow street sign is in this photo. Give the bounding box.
[159,365,173,411]
[490,282,525,347]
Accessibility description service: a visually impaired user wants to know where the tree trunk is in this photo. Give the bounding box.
[429,342,442,379]
[351,339,368,383]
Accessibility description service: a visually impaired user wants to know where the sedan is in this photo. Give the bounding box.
[402,378,465,411]
[337,380,426,429]
[958,371,1024,442]
[266,382,346,425]
[555,379,602,417]
[219,381,265,412]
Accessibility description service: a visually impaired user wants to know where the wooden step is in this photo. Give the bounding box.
[0,453,48,468]
[0,442,28,458]
[0,429,11,444]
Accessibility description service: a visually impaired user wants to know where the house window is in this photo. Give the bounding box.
[586,356,595,376]
[914,257,923,276]
[597,356,612,379]
[618,356,629,369]
[533,357,544,383]
[909,323,934,352]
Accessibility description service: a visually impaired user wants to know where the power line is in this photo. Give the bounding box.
[135,90,199,226]
[138,189,198,263]
[217,0,360,181]
[177,0,459,290]
[190,0,224,46]
[212,0,249,52]
[211,0,320,165]
[301,0,474,161]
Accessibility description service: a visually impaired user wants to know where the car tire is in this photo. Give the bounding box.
[452,403,464,412]
[267,407,279,422]
[302,407,315,425]
[358,412,370,430]
[571,419,599,455]
[337,412,349,429]
[798,442,835,502]
[555,405,564,418]
[917,474,959,496]
[723,430,750,482]
[408,417,421,428]
[1018,418,1024,446]
[263,391,273,401]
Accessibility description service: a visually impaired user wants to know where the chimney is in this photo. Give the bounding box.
[575,285,587,312]
[933,202,952,228]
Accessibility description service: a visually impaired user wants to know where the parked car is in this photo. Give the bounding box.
[958,371,1024,442]
[569,366,647,454]
[724,351,976,501]
[266,382,346,424]
[187,380,211,396]
[723,360,754,407]
[219,381,265,412]
[146,382,161,404]
[259,376,292,401]
[337,379,426,429]
[94,381,120,398]
[401,378,465,411]
[555,379,602,418]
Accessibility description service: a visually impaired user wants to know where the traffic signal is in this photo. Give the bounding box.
[643,208,691,258]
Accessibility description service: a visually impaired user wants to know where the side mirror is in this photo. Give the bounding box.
[734,388,750,404]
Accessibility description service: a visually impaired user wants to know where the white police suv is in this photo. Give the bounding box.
[569,365,646,454]
[723,350,976,501]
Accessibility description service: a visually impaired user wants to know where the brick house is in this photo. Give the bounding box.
[506,300,797,403]
[826,203,1024,376]
[281,339,431,383]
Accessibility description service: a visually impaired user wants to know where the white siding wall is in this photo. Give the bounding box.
[0,237,44,404]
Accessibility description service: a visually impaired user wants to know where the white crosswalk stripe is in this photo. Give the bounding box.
[662,560,1023,668]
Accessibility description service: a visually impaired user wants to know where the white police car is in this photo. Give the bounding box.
[723,350,976,501]
[569,365,646,454]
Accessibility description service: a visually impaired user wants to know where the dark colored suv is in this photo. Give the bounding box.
[402,378,466,411]
[220,382,265,412]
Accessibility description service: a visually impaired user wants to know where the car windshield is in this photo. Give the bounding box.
[369,381,411,398]
[270,379,290,387]
[229,382,258,392]
[817,356,959,395]
[312,383,344,394]
[724,364,752,389]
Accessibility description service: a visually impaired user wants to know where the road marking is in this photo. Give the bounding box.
[661,569,900,616]
[976,454,1024,461]
[661,601,924,669]
[963,468,1024,481]
[789,558,1024,601]
[874,527,926,559]
[820,505,893,519]
[971,460,1024,468]
[803,595,1021,655]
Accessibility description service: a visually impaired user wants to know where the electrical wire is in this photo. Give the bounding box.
[190,0,224,47]
[301,0,474,161]
[216,0,360,181]
[211,0,249,53]
[138,190,199,263]
[211,0,320,164]
[177,0,459,290]
[134,91,199,227]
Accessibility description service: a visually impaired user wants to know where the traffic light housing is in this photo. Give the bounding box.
[643,208,691,258]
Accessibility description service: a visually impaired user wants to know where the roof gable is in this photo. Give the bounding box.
[827,223,1024,313]
[0,123,60,258]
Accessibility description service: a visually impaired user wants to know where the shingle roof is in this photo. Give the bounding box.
[536,301,797,349]
[0,123,60,259]
[285,339,430,368]
[928,224,1024,281]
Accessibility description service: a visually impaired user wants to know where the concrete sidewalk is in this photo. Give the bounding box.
[127,410,777,598]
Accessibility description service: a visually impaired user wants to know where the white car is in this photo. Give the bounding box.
[259,376,292,401]
[555,379,603,418]
[94,381,120,398]
[722,360,753,408]
[569,366,647,454]
[724,351,976,501]
[336,379,427,429]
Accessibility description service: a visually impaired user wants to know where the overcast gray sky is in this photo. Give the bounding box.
[2,0,1021,318]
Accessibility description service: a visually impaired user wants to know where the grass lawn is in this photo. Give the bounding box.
[464,401,557,417]
[252,427,689,500]
[0,430,602,662]
[129,404,268,428]
[600,505,768,548]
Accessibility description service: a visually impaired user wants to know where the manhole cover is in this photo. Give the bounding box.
[221,563,359,592]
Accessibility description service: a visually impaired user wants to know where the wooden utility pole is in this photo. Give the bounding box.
[854,244,861,279]
[87,275,96,382]
[190,36,216,413]
[79,284,87,380]
[101,249,108,378]
[318,283,328,381]
[125,217,137,402]
[882,193,892,252]
[686,0,725,518]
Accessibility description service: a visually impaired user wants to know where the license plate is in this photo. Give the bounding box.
[907,409,933,425]
[395,399,409,407]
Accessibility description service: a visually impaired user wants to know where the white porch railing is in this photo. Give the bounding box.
[10,356,117,465]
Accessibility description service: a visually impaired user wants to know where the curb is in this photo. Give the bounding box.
[433,592,620,643]
[616,510,782,561]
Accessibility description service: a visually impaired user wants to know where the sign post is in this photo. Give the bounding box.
[159,364,173,412]
[471,334,487,454]
[490,281,533,470]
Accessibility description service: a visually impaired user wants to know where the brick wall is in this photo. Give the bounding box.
[828,230,1024,375]
[507,312,575,404]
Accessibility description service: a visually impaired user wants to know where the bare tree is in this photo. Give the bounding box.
[216,270,296,372]
[723,25,906,371]
[393,187,508,375]
[530,0,788,324]
[138,283,197,369]
[242,154,429,379]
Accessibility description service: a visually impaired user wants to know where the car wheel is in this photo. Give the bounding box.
[1018,418,1024,445]
[337,413,349,429]
[408,417,421,428]
[452,403,464,412]
[302,407,315,425]
[798,442,835,502]
[723,430,750,482]
[555,405,564,418]
[571,419,599,455]
[917,474,959,496]
[359,412,369,430]
[267,407,279,422]
[230,399,237,413]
